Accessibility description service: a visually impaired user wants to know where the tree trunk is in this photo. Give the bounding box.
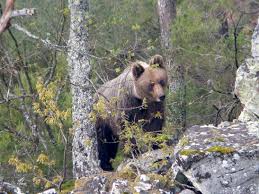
[68,0,100,178]
[157,0,186,133]
[157,0,176,50]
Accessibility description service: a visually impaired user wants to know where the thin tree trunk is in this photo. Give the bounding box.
[68,0,100,178]
[157,0,176,50]
[157,0,186,134]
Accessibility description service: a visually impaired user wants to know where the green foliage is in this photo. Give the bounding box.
[170,0,250,125]
[0,133,14,162]
[89,0,160,84]
[60,180,75,194]
[91,97,172,166]
[121,119,170,156]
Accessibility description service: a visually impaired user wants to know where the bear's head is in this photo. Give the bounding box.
[132,55,168,102]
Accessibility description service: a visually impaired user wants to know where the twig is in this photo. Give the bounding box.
[7,27,34,94]
[0,94,33,104]
[130,151,141,176]
[2,125,33,142]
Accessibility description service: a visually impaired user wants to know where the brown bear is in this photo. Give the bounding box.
[95,54,168,171]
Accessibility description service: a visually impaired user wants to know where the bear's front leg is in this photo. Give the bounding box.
[97,125,119,171]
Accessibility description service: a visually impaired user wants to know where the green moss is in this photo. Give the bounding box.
[179,149,204,156]
[117,167,137,181]
[60,180,75,194]
[206,146,235,154]
[178,136,189,147]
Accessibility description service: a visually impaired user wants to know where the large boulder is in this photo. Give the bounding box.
[172,121,259,194]
[72,150,176,194]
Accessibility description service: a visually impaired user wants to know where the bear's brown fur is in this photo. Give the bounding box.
[95,55,168,170]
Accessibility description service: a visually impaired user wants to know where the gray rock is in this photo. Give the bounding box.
[159,189,173,194]
[173,122,259,194]
[38,188,57,194]
[0,181,24,194]
[218,121,231,128]
[134,182,152,193]
[73,175,107,194]
[179,189,195,194]
[117,149,173,174]
[140,174,150,183]
[110,180,129,194]
[235,17,259,123]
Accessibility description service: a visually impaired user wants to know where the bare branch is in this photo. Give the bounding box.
[11,8,36,17]
[0,94,33,104]
[12,24,68,51]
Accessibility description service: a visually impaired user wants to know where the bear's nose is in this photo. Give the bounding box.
[159,95,165,101]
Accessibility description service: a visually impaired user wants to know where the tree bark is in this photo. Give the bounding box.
[157,0,186,133]
[68,0,101,178]
[157,0,176,50]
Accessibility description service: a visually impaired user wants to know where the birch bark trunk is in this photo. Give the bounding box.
[68,0,100,178]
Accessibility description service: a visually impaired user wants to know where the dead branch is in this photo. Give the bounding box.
[0,94,33,104]
[0,0,14,33]
[11,8,35,17]
[12,24,68,51]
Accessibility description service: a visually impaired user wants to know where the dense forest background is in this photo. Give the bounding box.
[0,0,258,192]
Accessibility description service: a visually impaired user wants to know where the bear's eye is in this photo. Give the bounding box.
[159,79,165,87]
[148,82,155,91]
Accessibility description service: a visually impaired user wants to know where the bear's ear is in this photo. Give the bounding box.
[132,62,145,79]
[149,54,165,69]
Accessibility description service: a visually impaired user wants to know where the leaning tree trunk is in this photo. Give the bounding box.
[68,0,100,178]
[157,0,186,133]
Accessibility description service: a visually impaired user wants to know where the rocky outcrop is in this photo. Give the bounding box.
[73,150,176,194]
[173,121,259,194]
[0,180,23,194]
[73,175,108,194]
[235,18,259,122]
